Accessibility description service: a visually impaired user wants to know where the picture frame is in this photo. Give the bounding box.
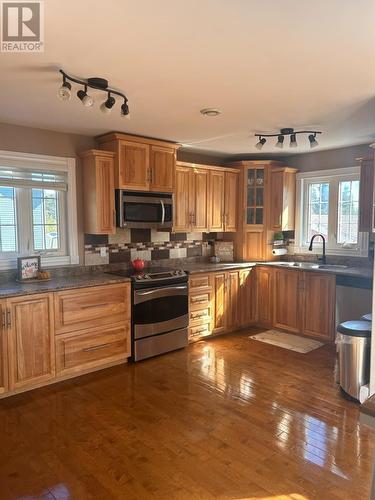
[17,256,41,281]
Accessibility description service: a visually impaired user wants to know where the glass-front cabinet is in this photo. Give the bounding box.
[246,166,265,226]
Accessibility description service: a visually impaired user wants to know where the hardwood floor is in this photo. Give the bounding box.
[0,329,374,500]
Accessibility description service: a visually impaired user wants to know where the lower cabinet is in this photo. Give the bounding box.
[0,300,8,395]
[260,266,336,341]
[7,293,55,391]
[188,268,256,342]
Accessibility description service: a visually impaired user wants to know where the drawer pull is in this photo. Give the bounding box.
[192,313,208,319]
[191,298,207,304]
[83,342,111,352]
[81,303,109,310]
[192,327,208,335]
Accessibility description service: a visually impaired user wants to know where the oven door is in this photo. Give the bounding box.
[119,192,173,229]
[133,284,188,339]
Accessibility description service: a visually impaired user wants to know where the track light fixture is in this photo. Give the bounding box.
[254,128,321,149]
[58,69,130,117]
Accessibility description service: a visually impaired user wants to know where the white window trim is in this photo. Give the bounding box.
[295,166,369,258]
[0,150,79,270]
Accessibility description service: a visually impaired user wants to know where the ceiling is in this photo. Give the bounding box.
[1,0,375,155]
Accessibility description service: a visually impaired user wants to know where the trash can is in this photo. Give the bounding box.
[337,320,371,402]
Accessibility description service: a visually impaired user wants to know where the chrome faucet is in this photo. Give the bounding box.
[308,233,327,265]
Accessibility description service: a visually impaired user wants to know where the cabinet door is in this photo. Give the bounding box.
[226,270,240,329]
[256,267,274,327]
[118,140,150,190]
[150,146,175,193]
[273,269,301,333]
[224,171,238,232]
[209,170,225,231]
[0,301,8,394]
[239,268,256,327]
[269,170,284,230]
[174,166,192,232]
[193,168,209,231]
[7,294,55,391]
[213,272,227,334]
[96,155,115,234]
[245,230,265,261]
[302,272,335,340]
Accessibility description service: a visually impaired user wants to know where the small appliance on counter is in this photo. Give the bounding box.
[107,267,189,362]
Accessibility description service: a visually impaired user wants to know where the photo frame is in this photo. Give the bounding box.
[17,256,41,281]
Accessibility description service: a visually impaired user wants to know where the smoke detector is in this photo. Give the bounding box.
[200,108,222,117]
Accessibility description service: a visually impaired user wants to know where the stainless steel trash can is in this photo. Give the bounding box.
[337,320,371,402]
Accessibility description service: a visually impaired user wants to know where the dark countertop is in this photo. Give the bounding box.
[0,273,131,299]
[183,262,257,274]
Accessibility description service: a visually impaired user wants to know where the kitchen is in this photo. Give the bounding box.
[1,1,375,499]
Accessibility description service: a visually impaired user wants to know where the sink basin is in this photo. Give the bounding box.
[317,264,348,270]
[275,262,319,269]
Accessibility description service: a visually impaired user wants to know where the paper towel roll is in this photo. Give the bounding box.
[272,248,287,256]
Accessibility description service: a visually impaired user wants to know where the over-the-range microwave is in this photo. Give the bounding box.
[115,190,173,229]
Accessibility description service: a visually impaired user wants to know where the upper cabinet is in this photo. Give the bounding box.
[97,133,180,193]
[175,162,238,233]
[268,167,298,231]
[80,150,116,235]
[245,165,265,227]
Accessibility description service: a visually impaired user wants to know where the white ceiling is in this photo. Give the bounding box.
[1,0,375,155]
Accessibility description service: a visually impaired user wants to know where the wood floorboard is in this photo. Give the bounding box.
[0,328,374,499]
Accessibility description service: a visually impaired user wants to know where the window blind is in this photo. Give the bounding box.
[0,166,68,191]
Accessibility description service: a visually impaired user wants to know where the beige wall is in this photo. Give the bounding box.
[0,122,95,264]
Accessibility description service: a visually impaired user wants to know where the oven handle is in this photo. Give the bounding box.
[160,200,165,225]
[134,285,188,303]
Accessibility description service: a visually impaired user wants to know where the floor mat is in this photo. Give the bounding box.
[249,329,324,353]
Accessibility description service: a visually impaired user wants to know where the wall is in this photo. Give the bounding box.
[0,122,96,264]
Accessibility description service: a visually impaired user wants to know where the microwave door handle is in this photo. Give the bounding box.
[160,200,165,225]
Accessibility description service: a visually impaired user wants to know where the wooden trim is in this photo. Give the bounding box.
[176,161,239,173]
[96,132,181,150]
[79,149,116,159]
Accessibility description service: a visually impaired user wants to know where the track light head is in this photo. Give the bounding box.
[58,80,72,101]
[121,101,130,118]
[255,137,266,150]
[309,134,319,148]
[290,134,298,148]
[275,135,284,148]
[100,94,116,114]
[77,87,94,107]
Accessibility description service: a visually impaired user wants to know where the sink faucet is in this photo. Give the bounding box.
[308,233,327,265]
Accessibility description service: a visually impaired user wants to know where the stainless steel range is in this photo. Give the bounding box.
[108,268,189,361]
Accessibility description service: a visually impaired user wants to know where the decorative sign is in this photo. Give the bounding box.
[17,256,41,281]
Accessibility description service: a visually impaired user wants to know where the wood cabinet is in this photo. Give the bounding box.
[212,272,227,334]
[226,270,240,329]
[7,293,55,391]
[209,170,225,232]
[302,272,335,341]
[80,150,116,235]
[224,171,238,231]
[97,133,180,192]
[268,167,298,231]
[273,269,301,333]
[0,300,8,395]
[54,283,130,335]
[238,268,256,327]
[188,273,213,342]
[358,156,374,232]
[256,266,274,327]
[174,165,209,232]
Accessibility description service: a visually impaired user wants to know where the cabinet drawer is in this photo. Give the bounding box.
[189,274,212,290]
[54,283,130,334]
[189,306,212,325]
[189,322,212,341]
[56,323,130,376]
[189,291,212,310]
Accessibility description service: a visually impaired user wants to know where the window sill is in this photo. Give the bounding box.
[293,245,369,258]
[0,255,79,271]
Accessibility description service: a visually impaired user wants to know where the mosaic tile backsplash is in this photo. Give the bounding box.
[84,229,216,266]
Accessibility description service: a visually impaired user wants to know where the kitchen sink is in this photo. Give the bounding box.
[275,262,319,269]
[317,264,348,270]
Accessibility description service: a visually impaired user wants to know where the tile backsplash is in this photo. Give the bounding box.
[84,229,216,266]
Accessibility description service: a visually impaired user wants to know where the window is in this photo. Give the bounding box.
[296,167,368,257]
[0,150,78,269]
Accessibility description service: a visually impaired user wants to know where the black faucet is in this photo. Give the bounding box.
[308,233,327,265]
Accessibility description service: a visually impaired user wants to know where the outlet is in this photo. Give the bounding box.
[100,247,107,257]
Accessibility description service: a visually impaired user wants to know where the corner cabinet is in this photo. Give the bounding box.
[97,133,180,193]
[80,150,116,235]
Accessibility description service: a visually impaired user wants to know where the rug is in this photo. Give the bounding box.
[249,330,324,353]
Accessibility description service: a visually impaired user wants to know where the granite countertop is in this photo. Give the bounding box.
[182,262,257,274]
[0,273,131,299]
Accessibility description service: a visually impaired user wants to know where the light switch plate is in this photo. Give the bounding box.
[100,247,107,257]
